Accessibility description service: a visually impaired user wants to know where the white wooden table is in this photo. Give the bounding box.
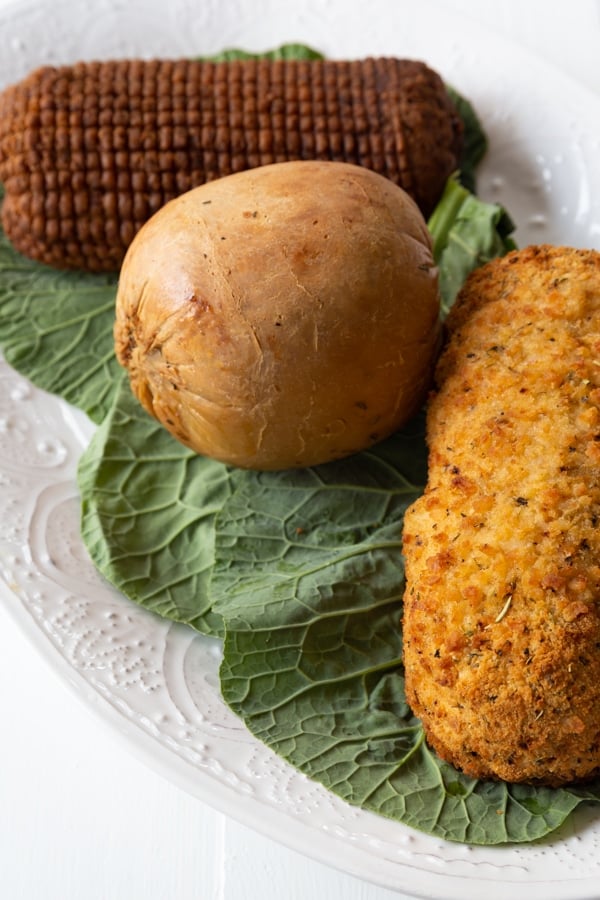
[1,2,599,898]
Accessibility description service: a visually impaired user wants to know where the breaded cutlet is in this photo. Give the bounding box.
[402,244,600,786]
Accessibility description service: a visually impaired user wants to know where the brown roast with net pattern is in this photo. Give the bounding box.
[0,56,463,272]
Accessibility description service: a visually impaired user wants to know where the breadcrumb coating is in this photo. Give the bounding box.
[402,245,600,785]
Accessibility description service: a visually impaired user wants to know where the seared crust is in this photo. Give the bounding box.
[402,245,600,785]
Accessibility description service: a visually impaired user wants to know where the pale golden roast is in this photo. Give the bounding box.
[114,160,440,470]
[403,245,600,786]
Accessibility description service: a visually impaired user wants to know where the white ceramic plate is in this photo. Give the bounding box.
[2,1,600,898]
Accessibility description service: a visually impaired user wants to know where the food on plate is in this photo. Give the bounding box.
[402,244,600,786]
[0,56,463,271]
[114,159,440,470]
[8,32,598,843]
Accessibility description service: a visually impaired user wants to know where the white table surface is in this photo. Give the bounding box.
[1,2,599,899]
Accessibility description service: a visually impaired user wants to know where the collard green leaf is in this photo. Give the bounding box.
[78,377,231,635]
[0,214,120,424]
[205,43,324,62]
[212,418,426,627]
[428,176,516,315]
[446,85,488,194]
[213,422,600,842]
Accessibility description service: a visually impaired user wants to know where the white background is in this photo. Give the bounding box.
[1,2,600,899]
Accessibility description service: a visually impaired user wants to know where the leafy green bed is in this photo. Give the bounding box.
[1,46,599,845]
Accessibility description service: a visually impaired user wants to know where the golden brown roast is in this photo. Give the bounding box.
[114,160,440,470]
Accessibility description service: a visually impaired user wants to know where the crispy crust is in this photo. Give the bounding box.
[402,245,600,785]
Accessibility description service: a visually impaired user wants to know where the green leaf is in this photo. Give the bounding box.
[447,85,488,194]
[205,43,324,62]
[428,176,517,315]
[212,416,427,626]
[77,377,231,635]
[213,419,600,842]
[0,213,120,424]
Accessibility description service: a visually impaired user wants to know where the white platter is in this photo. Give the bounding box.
[1,1,600,898]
